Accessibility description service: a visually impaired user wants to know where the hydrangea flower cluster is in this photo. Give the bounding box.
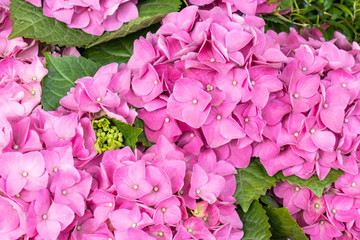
[25,0,139,35]
[273,171,360,239]
[124,5,360,182]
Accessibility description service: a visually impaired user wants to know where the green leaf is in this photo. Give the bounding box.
[87,0,182,47]
[133,118,154,148]
[333,3,354,18]
[327,20,353,42]
[109,118,143,151]
[10,0,180,48]
[41,53,101,111]
[278,0,293,10]
[234,159,278,212]
[82,24,160,65]
[264,206,307,240]
[237,200,272,240]
[259,192,281,209]
[324,0,333,11]
[9,0,97,47]
[276,169,343,198]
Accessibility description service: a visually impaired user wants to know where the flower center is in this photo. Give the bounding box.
[206,85,213,91]
[131,223,137,228]
[319,220,325,225]
[216,115,222,120]
[244,117,249,123]
[310,128,315,134]
[323,103,328,108]
[190,133,195,137]
[232,80,237,86]
[42,214,48,220]
[158,231,164,237]
[251,80,256,86]
[31,90,36,95]
[187,228,193,233]
[133,184,139,190]
[153,186,159,192]
[351,182,356,187]
[164,117,170,123]
[192,99,198,104]
[161,207,166,213]
[22,171,28,177]
[32,76,37,81]
[314,203,320,209]
[96,97,101,102]
[210,58,215,63]
[195,189,201,194]
[53,167,58,173]
[294,186,300,192]
[331,208,336,214]
[108,202,113,207]
[294,132,299,137]
[293,93,299,99]
[154,80,158,85]
[342,83,347,88]
[13,145,19,150]
[302,67,307,71]
[62,190,67,195]
[344,119,349,123]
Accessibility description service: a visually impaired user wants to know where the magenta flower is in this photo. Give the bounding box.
[146,224,173,240]
[0,151,48,196]
[174,217,215,240]
[189,164,226,204]
[202,102,245,148]
[140,166,172,206]
[109,205,153,235]
[335,172,360,197]
[325,195,358,230]
[50,169,92,216]
[318,42,355,70]
[303,216,342,240]
[303,195,326,224]
[26,189,74,240]
[15,56,48,84]
[153,197,182,225]
[0,196,26,239]
[213,223,244,240]
[113,160,152,200]
[167,78,212,128]
[294,44,327,75]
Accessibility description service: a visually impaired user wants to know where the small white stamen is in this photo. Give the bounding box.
[351,182,356,187]
[30,90,36,95]
[206,85,213,91]
[153,186,159,192]
[154,80,158,85]
[87,7,92,11]
[53,167,58,173]
[13,145,19,150]
[232,80,237,86]
[331,208,336,214]
[294,186,300,192]
[195,189,201,194]
[294,132,299,137]
[76,225,81,231]
[244,117,249,123]
[131,223,137,228]
[251,80,256,86]
[158,232,164,237]
[161,207,166,212]
[293,93,299,99]
[192,99,198,104]
[210,58,215,63]
[342,83,347,88]
[302,67,307,71]
[344,119,349,123]
[203,217,208,222]
[314,203,320,209]
[62,190,67,195]
[323,103,328,108]
[133,184,139,190]
[164,117,170,123]
[190,133,195,137]
[15,194,20,198]
[96,97,101,102]
[216,115,222,120]
[108,202,113,207]
[32,76,37,81]
[319,220,325,225]
[42,214,48,220]
[22,172,28,177]
[187,228,193,233]
[310,128,315,134]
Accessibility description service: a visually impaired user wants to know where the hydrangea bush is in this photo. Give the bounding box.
[1,0,360,239]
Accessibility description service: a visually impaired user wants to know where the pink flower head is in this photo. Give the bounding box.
[113,160,152,200]
[153,197,182,225]
[167,78,212,128]
[325,194,358,230]
[146,224,173,240]
[109,205,153,233]
[189,163,226,204]
[51,169,92,216]
[0,151,48,196]
[303,216,342,240]
[335,172,360,197]
[26,189,74,240]
[174,217,215,240]
[303,195,326,224]
[88,190,115,224]
[202,101,245,148]
[15,56,48,84]
[318,42,355,70]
